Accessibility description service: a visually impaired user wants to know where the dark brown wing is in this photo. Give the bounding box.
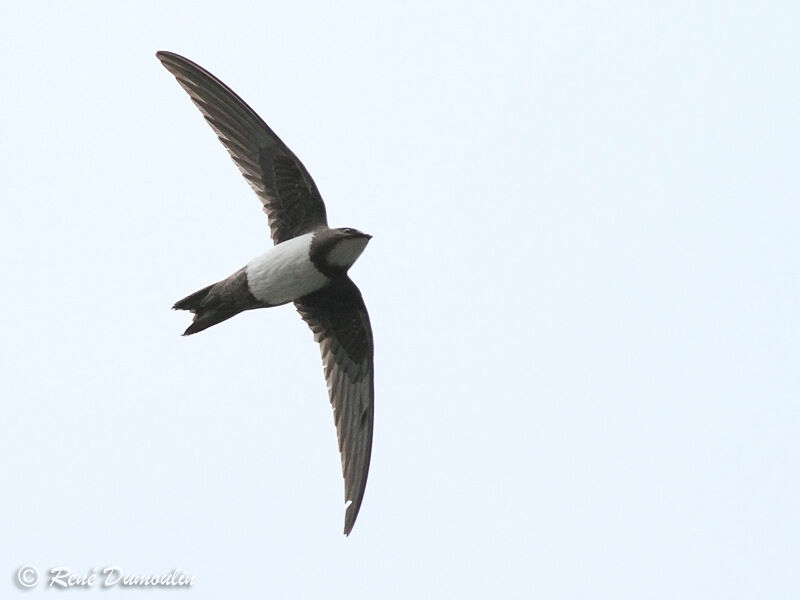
[295,277,374,535]
[156,51,328,244]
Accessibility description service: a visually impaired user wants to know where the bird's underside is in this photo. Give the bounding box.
[157,50,374,535]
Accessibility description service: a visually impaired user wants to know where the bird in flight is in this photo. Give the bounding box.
[156,51,374,535]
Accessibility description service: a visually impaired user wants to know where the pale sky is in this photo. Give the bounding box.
[1,2,798,598]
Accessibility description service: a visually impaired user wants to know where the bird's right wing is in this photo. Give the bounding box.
[157,51,328,244]
[295,277,374,535]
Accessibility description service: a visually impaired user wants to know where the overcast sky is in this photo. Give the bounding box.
[1,1,798,598]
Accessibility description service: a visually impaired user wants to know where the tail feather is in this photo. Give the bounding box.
[173,283,215,311]
[173,280,239,336]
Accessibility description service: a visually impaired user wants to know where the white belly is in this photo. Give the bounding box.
[245,232,329,305]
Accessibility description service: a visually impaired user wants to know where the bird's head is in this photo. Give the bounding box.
[318,227,372,272]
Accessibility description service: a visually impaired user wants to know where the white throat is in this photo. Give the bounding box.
[327,237,368,269]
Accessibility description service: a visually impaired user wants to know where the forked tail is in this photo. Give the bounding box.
[173,269,252,335]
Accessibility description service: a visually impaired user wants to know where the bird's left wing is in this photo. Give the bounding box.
[295,277,374,535]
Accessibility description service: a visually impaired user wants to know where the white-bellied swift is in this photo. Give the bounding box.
[157,51,374,535]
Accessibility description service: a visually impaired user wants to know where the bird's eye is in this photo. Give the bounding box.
[343,228,353,234]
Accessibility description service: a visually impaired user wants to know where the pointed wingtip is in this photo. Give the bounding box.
[343,500,360,536]
[156,50,185,67]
